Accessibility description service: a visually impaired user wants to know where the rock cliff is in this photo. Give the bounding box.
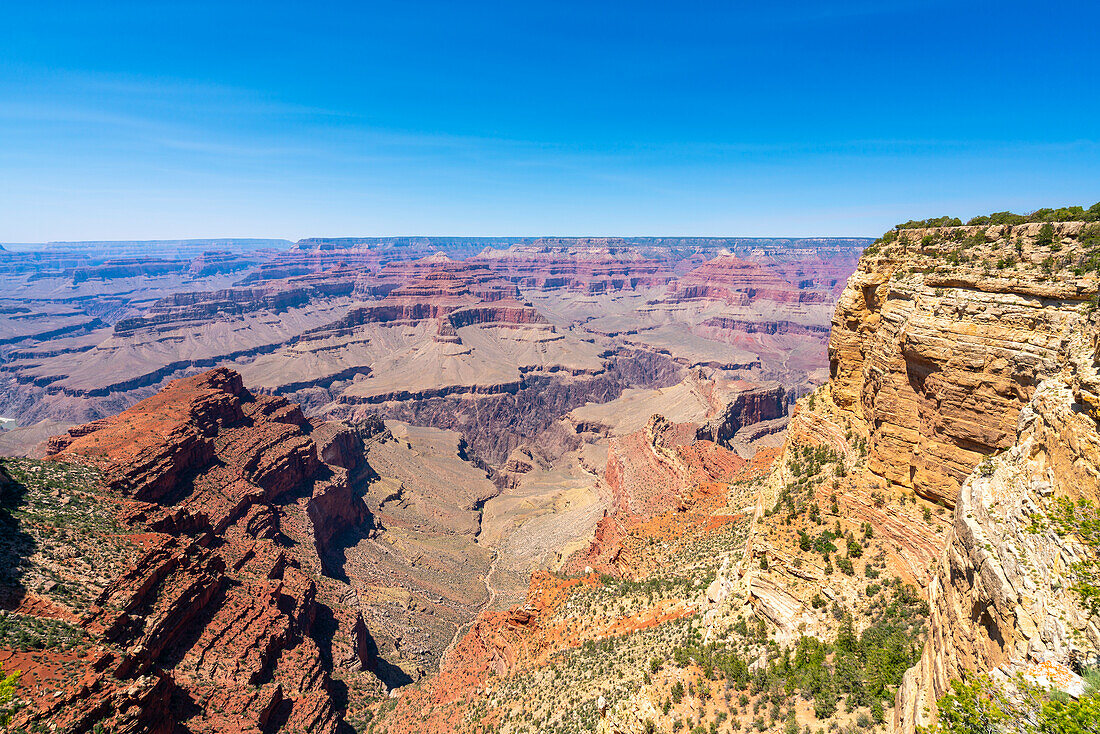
[720,216,1100,733]
[778,218,1100,731]
[828,221,1096,506]
[5,368,382,733]
[876,223,1100,732]
[468,244,673,293]
[668,253,832,306]
[894,359,1100,732]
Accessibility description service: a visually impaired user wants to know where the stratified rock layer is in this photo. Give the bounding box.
[895,366,1100,732]
[740,220,1100,733]
[792,220,1100,732]
[10,368,379,734]
[828,222,1096,506]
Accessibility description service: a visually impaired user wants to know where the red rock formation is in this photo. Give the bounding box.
[10,368,378,733]
[239,238,500,283]
[377,571,618,731]
[309,259,548,333]
[468,244,673,293]
[694,383,787,445]
[668,254,823,305]
[753,248,863,298]
[569,414,750,577]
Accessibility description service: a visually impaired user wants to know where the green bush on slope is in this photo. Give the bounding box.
[932,672,1100,734]
[0,665,20,726]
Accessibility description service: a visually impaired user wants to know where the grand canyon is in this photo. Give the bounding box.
[1,211,1098,734]
[7,1,1098,729]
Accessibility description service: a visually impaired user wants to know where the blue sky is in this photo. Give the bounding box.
[1,1,1097,241]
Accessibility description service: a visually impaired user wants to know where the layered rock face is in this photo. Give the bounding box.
[569,413,750,578]
[691,218,1100,733]
[113,276,357,335]
[0,237,864,457]
[0,261,353,427]
[768,220,1100,731]
[248,237,869,285]
[369,350,683,465]
[883,244,1100,731]
[828,221,1097,506]
[8,368,380,733]
[895,358,1100,732]
[756,247,862,298]
[241,238,521,282]
[695,383,787,447]
[322,258,547,330]
[468,244,673,293]
[668,253,832,305]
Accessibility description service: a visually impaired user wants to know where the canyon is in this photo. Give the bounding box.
[0,237,862,464]
[0,217,1097,734]
[0,234,863,731]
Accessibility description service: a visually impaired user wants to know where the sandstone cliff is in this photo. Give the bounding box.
[879,225,1100,731]
[828,221,1096,506]
[895,352,1100,732]
[732,218,1100,733]
[785,219,1100,731]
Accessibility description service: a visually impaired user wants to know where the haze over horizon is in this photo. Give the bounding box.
[2,0,1098,242]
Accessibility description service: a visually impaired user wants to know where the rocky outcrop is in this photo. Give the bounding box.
[68,258,190,283]
[187,250,265,277]
[828,221,1097,506]
[756,247,863,298]
[113,279,355,335]
[695,383,787,446]
[9,368,380,733]
[366,351,683,466]
[571,414,748,577]
[302,261,548,335]
[740,219,1100,733]
[894,317,1100,732]
[668,254,829,305]
[468,244,673,293]
[696,316,830,337]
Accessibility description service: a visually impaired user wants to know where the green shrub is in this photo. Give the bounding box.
[1029,497,1100,615]
[961,204,1100,228]
[934,672,1100,734]
[898,216,963,229]
[0,665,19,727]
[1036,222,1056,248]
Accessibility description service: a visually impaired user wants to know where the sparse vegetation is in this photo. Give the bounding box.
[0,458,136,610]
[933,671,1100,734]
[1028,497,1100,617]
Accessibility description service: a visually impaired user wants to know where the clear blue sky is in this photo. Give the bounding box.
[1,1,1097,241]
